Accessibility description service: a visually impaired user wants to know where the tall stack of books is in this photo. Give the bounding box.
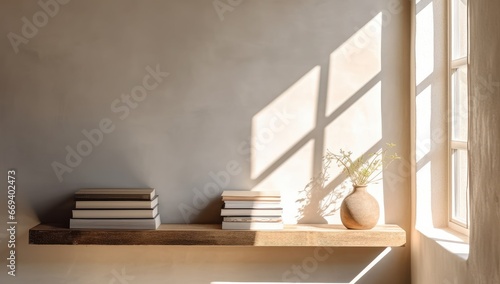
[70,188,161,230]
[220,190,283,230]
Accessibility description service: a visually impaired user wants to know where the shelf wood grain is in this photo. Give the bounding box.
[29,224,406,247]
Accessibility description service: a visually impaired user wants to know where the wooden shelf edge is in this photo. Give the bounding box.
[29,223,406,247]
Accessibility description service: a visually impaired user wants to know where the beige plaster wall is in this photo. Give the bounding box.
[468,0,500,282]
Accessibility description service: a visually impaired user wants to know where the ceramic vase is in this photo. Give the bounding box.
[340,185,379,229]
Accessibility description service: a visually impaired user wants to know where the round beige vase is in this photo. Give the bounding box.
[340,185,380,230]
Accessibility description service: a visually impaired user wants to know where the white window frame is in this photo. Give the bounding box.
[447,0,469,236]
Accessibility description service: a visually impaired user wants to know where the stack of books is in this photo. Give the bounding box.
[220,190,283,230]
[70,188,161,230]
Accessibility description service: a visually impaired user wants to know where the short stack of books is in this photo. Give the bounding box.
[70,188,161,230]
[220,190,283,230]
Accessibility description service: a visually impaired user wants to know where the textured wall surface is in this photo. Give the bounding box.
[0,0,410,283]
[469,0,500,282]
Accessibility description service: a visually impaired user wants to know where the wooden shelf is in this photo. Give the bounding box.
[29,224,405,247]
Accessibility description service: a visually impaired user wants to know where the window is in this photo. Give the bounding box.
[448,0,469,235]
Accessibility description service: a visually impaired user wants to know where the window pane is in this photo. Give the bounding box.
[451,0,467,60]
[452,149,468,225]
[452,66,468,141]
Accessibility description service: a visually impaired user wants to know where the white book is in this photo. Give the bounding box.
[72,206,159,219]
[222,196,281,202]
[221,191,281,197]
[70,214,161,230]
[222,221,284,230]
[220,208,282,216]
[75,196,159,209]
[75,188,155,200]
[223,216,282,222]
[224,201,282,209]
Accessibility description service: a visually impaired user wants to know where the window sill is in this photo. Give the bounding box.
[416,226,469,260]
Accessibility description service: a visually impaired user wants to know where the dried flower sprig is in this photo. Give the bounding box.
[325,143,400,186]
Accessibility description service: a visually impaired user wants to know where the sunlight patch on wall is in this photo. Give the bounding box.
[415,85,432,161]
[415,2,434,85]
[252,140,315,224]
[415,162,432,227]
[324,82,383,178]
[326,13,382,117]
[415,85,433,228]
[251,66,319,180]
[323,82,384,224]
[349,247,392,284]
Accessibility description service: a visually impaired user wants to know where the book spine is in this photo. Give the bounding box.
[75,194,152,200]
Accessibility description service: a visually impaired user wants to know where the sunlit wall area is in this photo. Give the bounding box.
[327,13,382,116]
[251,12,390,225]
[251,66,320,181]
[323,81,383,224]
[251,66,319,223]
[323,12,384,224]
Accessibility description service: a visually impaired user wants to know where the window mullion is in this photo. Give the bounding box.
[451,57,467,68]
[451,140,468,149]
